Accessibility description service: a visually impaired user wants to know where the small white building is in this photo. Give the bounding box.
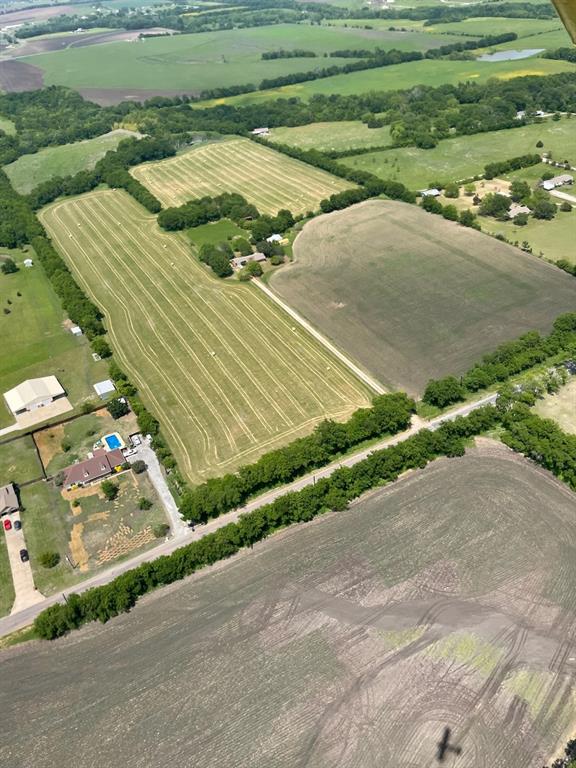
[266,234,283,243]
[508,203,531,219]
[4,376,65,417]
[251,127,270,136]
[23,258,33,268]
[420,188,441,197]
[93,379,116,399]
[541,174,573,191]
[70,325,83,336]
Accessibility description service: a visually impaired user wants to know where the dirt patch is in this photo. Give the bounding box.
[69,522,89,572]
[62,484,104,502]
[0,5,80,26]
[0,60,43,92]
[34,423,65,469]
[79,87,200,106]
[88,512,109,523]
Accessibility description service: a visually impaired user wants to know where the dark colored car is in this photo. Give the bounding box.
[19,549,29,563]
[13,519,21,531]
[3,518,11,531]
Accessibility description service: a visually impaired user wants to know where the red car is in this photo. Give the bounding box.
[3,518,12,531]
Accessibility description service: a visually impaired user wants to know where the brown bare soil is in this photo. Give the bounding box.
[34,423,64,469]
[1,444,575,768]
[0,60,43,92]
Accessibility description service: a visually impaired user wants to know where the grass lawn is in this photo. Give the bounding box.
[0,115,16,135]
[131,137,354,215]
[482,208,576,264]
[0,250,109,428]
[20,471,166,595]
[40,189,369,484]
[20,23,461,94]
[340,117,576,190]
[267,121,393,152]
[4,129,139,195]
[35,408,139,476]
[0,435,43,485]
[534,378,576,433]
[199,56,576,106]
[187,218,246,247]
[0,534,14,617]
[271,199,576,396]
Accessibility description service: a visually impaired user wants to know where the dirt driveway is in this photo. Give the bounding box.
[3,513,43,614]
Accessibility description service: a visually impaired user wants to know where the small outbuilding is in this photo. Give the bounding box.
[266,234,283,243]
[420,188,441,198]
[4,376,65,417]
[0,483,18,516]
[251,127,270,136]
[70,325,83,336]
[93,379,116,399]
[23,258,33,268]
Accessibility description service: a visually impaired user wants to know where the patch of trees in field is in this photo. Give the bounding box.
[422,313,576,408]
[483,153,541,180]
[33,403,497,639]
[180,392,415,524]
[262,49,316,59]
[158,191,258,231]
[0,171,43,248]
[543,48,576,64]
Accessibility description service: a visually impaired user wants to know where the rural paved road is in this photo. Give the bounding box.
[0,391,497,639]
[253,279,387,395]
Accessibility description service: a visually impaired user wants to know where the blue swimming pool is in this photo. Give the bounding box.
[104,434,122,450]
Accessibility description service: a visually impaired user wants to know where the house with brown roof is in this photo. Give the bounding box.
[0,483,19,516]
[63,448,125,489]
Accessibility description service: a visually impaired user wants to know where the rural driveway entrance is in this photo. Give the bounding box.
[3,513,44,614]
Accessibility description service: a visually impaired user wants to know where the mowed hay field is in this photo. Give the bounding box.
[3,443,576,767]
[268,121,393,153]
[39,190,370,484]
[271,200,576,395]
[131,138,354,215]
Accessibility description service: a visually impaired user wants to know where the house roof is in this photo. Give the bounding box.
[93,379,116,397]
[0,484,18,515]
[4,376,64,413]
[64,448,125,486]
[508,203,531,218]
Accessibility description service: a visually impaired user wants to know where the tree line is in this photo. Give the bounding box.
[158,191,259,231]
[544,48,576,64]
[179,392,415,524]
[483,153,541,180]
[33,403,498,639]
[422,313,576,408]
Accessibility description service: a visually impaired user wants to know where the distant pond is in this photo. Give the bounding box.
[477,49,544,62]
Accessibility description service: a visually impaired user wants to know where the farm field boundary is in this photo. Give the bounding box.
[39,189,370,484]
[130,138,355,215]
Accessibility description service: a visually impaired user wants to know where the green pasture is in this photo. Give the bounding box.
[341,117,576,190]
[40,190,369,484]
[5,130,139,195]
[483,208,576,264]
[20,22,461,94]
[0,250,108,428]
[0,436,43,486]
[268,121,393,152]
[427,17,564,38]
[187,218,246,247]
[201,56,576,106]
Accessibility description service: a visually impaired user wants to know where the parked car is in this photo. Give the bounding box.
[13,519,21,531]
[19,549,29,562]
[3,518,11,531]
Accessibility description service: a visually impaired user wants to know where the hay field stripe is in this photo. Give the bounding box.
[40,190,370,483]
[131,138,354,215]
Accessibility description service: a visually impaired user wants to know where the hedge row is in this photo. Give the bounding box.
[33,404,498,639]
[483,153,541,180]
[179,392,415,524]
[422,312,576,408]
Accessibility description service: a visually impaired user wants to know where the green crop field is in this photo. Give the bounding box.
[427,17,565,38]
[4,129,139,195]
[131,138,354,215]
[270,199,576,396]
[0,250,108,428]
[341,117,576,189]
[267,121,393,152]
[39,190,369,484]
[201,56,576,106]
[20,22,460,96]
